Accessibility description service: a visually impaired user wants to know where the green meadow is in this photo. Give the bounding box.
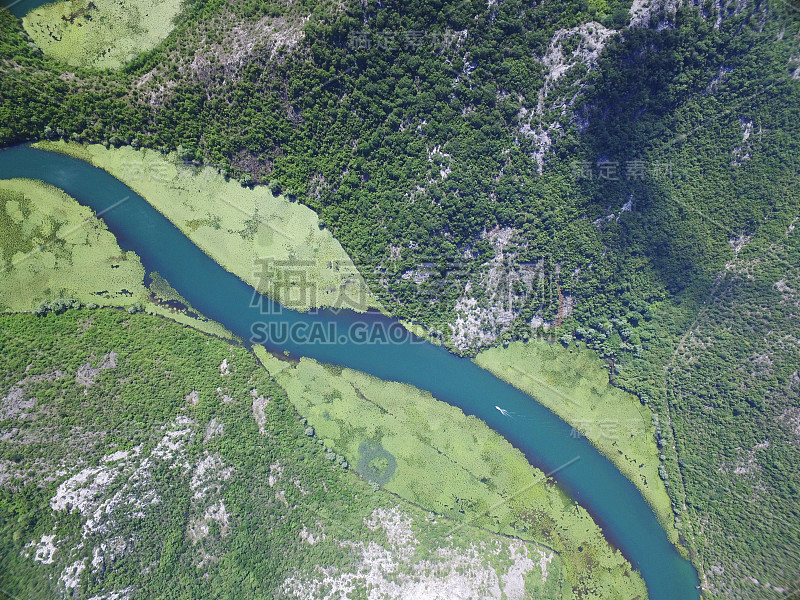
[0,177,233,338]
[22,0,183,69]
[255,347,648,600]
[35,142,381,314]
[0,177,147,310]
[475,339,675,539]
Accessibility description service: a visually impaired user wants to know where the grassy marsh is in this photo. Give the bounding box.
[0,177,234,338]
[22,0,183,69]
[255,347,649,600]
[0,177,147,311]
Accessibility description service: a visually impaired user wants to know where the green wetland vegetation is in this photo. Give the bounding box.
[22,0,184,69]
[0,177,148,311]
[257,349,647,600]
[35,141,380,313]
[2,0,800,596]
[0,176,233,337]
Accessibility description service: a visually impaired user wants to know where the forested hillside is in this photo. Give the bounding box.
[2,0,800,596]
[0,310,562,599]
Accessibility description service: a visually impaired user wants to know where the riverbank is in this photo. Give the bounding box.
[34,141,381,314]
[255,348,648,600]
[475,339,676,541]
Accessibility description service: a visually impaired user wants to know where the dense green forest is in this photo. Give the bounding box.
[616,201,800,598]
[2,0,800,596]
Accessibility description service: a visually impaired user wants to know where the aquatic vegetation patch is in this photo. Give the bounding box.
[147,270,191,307]
[256,349,648,600]
[356,438,397,486]
[22,0,184,69]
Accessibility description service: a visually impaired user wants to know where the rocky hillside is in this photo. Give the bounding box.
[0,310,560,599]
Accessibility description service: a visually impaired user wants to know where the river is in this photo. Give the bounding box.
[0,144,701,600]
